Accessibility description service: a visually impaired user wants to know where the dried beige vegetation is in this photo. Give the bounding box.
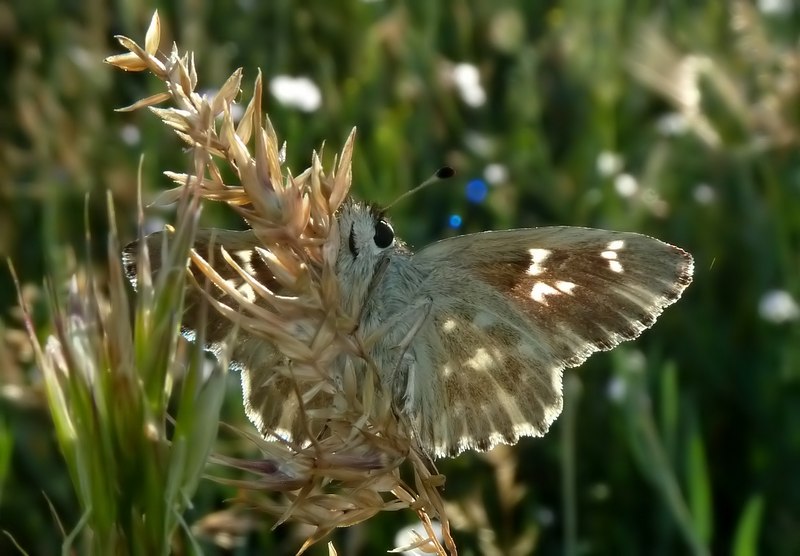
[106,11,455,555]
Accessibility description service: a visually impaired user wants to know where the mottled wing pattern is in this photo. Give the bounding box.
[409,227,693,457]
[122,229,329,442]
[123,230,270,346]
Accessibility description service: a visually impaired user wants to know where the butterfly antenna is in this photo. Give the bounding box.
[383,166,455,211]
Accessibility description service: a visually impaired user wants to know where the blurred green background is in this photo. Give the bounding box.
[2,0,800,554]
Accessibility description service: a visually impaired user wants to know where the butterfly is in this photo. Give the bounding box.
[123,198,693,458]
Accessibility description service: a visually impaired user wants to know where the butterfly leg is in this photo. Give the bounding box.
[351,256,391,334]
[388,296,433,408]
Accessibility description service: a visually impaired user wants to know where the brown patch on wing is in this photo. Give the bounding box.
[471,229,693,367]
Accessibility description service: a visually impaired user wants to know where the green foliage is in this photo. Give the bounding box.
[733,495,765,556]
[0,419,11,507]
[10,192,226,555]
[1,0,799,554]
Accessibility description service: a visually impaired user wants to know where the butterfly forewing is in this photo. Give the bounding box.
[408,227,693,456]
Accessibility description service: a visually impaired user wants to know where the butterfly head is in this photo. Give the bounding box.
[333,200,406,313]
[337,200,399,262]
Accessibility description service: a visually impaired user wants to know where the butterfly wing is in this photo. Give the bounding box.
[122,230,329,442]
[403,227,693,457]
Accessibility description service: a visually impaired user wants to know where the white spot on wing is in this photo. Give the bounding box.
[466,348,493,371]
[555,281,577,294]
[531,281,559,304]
[226,280,256,302]
[527,248,551,276]
[442,319,458,333]
[234,249,255,272]
[602,241,625,272]
[225,278,240,290]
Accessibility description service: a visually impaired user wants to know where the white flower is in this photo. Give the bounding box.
[656,112,688,136]
[269,75,322,112]
[759,290,800,323]
[596,151,623,177]
[693,183,715,205]
[229,102,245,122]
[464,131,493,156]
[68,46,95,71]
[758,0,791,15]
[614,173,639,197]
[452,63,486,107]
[641,188,669,217]
[484,163,508,185]
[607,376,628,403]
[119,124,141,146]
[608,350,646,404]
[200,88,244,121]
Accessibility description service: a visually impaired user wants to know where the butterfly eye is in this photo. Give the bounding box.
[373,218,395,248]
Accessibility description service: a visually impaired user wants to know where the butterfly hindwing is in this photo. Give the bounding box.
[407,298,564,457]
[122,229,328,443]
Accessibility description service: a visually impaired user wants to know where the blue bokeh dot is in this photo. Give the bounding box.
[448,214,463,229]
[465,179,488,203]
